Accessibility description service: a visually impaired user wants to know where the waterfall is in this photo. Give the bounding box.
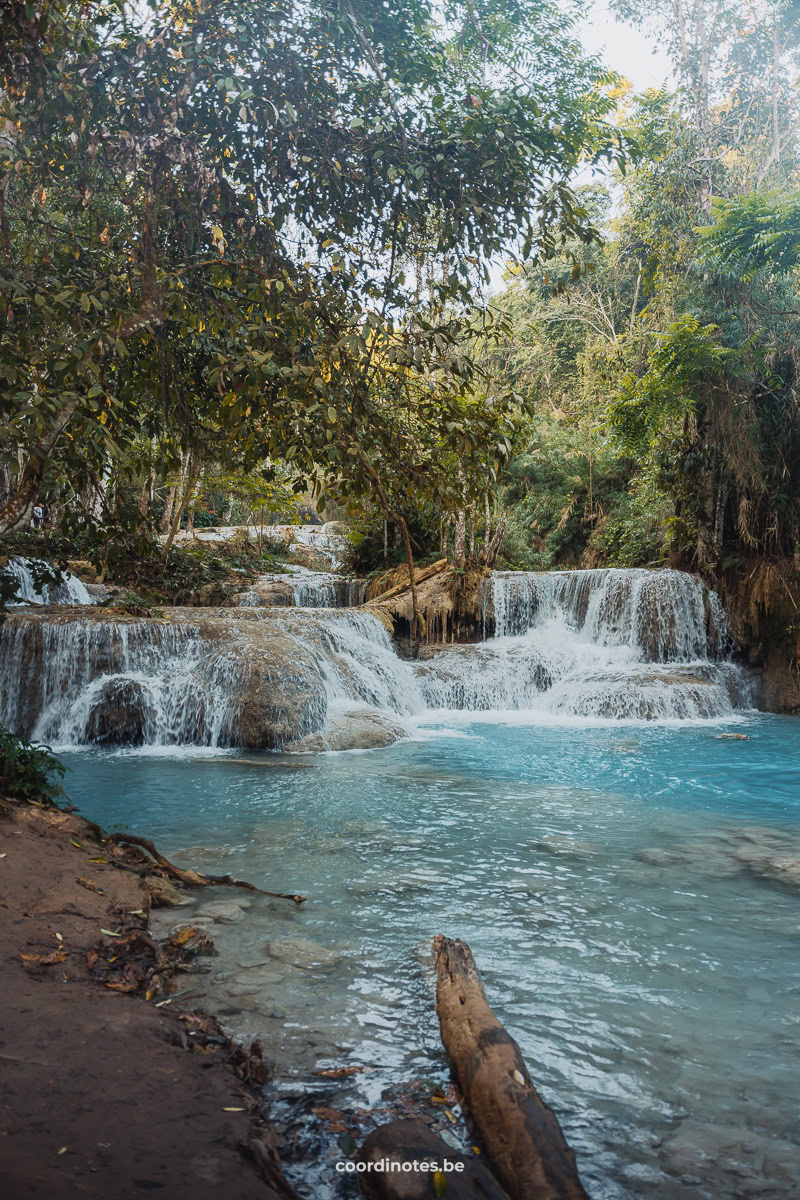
[2,558,100,606]
[268,610,424,715]
[0,569,756,749]
[238,566,367,609]
[417,569,755,722]
[290,573,367,608]
[0,619,240,747]
[491,568,731,660]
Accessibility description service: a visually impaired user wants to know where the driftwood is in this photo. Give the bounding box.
[367,558,449,604]
[356,1119,511,1199]
[105,833,306,904]
[432,936,589,1200]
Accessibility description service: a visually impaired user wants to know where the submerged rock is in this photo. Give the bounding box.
[265,936,342,969]
[288,708,409,752]
[660,1121,800,1197]
[194,901,248,924]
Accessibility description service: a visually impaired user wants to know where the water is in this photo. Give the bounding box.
[0,568,758,747]
[2,556,99,605]
[238,565,367,608]
[173,524,349,568]
[59,715,800,1200]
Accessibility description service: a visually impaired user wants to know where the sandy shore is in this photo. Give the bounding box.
[0,799,297,1199]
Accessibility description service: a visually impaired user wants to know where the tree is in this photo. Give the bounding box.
[0,0,619,583]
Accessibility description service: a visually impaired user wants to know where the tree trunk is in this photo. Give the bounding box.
[485,518,506,568]
[432,936,589,1200]
[469,502,476,559]
[160,485,176,533]
[453,509,466,567]
[161,461,198,560]
[0,401,80,533]
[397,512,423,645]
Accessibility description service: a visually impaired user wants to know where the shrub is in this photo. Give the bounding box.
[0,726,66,807]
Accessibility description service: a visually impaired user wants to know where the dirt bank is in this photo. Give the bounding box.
[0,800,296,1200]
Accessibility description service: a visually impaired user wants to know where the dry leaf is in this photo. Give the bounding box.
[77,877,104,894]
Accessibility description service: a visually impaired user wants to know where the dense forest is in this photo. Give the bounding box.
[1,0,799,646]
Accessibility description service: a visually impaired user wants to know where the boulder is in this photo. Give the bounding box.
[288,708,408,752]
[84,678,156,745]
[194,901,248,924]
[144,875,189,907]
[356,1120,510,1199]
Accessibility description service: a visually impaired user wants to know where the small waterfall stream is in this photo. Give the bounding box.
[418,569,752,720]
[2,557,100,606]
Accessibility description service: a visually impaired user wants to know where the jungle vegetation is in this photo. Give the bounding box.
[1,0,799,643]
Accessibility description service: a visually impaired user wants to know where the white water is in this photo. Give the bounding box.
[269,609,423,716]
[2,557,99,606]
[0,569,757,747]
[0,620,240,747]
[414,568,753,722]
[170,523,349,569]
[238,564,367,608]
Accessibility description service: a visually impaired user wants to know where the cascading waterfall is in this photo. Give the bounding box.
[290,573,367,608]
[269,609,424,715]
[0,619,241,747]
[0,568,756,748]
[417,569,755,721]
[2,557,100,606]
[238,565,367,608]
[491,568,730,659]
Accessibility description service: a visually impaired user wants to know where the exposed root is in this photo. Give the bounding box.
[105,832,306,903]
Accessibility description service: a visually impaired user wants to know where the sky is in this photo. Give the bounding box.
[579,2,674,92]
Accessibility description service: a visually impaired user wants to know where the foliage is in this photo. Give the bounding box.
[0,0,619,579]
[698,191,800,279]
[0,725,66,806]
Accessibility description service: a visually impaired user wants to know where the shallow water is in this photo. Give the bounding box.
[60,713,800,1199]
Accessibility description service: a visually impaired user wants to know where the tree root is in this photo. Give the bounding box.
[105,833,306,904]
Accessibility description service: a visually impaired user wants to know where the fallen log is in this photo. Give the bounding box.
[366,558,449,605]
[432,935,589,1200]
[105,833,306,904]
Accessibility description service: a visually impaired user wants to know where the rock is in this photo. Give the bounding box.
[749,855,800,891]
[356,1120,511,1199]
[226,968,285,996]
[289,708,409,752]
[266,936,341,969]
[144,875,189,907]
[660,1122,800,1196]
[635,848,680,866]
[84,677,156,745]
[194,901,248,924]
[716,732,750,740]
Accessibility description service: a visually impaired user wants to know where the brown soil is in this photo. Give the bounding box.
[0,801,294,1199]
